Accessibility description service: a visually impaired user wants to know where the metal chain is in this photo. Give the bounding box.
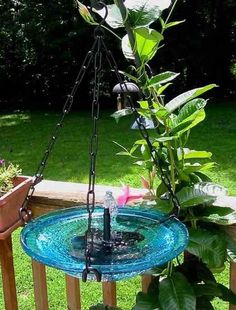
[81,0,109,283]
[19,38,99,224]
[82,30,104,283]
[101,40,180,217]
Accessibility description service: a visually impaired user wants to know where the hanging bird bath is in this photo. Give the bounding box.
[20,1,188,284]
[21,206,188,282]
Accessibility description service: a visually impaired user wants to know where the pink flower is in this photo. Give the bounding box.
[117,185,143,207]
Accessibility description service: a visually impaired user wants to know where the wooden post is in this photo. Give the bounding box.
[230,262,236,310]
[142,275,153,294]
[32,260,49,310]
[0,235,18,310]
[65,274,81,310]
[102,282,117,307]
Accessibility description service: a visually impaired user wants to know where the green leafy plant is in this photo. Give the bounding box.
[0,159,22,196]
[78,0,236,308]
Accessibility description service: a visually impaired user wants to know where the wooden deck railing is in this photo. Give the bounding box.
[0,180,236,310]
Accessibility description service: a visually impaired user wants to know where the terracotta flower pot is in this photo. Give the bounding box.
[0,176,33,239]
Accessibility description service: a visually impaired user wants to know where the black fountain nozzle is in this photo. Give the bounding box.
[71,207,145,266]
[103,207,111,242]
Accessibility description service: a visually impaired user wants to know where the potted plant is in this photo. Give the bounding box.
[78,0,236,308]
[0,159,32,239]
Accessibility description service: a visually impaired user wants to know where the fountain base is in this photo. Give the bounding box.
[71,229,145,263]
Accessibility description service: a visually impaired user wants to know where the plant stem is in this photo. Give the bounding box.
[191,219,197,229]
[167,260,173,276]
[163,0,179,27]
[116,0,177,193]
[167,141,176,192]
[101,25,122,40]
[115,0,158,127]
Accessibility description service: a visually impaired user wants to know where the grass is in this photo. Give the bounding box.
[0,101,236,309]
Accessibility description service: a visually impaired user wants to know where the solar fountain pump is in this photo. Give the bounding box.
[112,81,140,110]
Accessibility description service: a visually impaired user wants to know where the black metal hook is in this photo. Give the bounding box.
[82,267,102,282]
[90,0,104,10]
[93,2,107,39]
[91,1,108,26]
[19,207,32,225]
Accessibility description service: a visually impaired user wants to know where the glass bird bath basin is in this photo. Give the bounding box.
[21,206,188,281]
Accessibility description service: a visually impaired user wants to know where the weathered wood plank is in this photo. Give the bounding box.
[65,274,81,310]
[0,235,18,310]
[32,260,49,310]
[102,282,117,307]
[31,180,236,206]
[29,180,145,218]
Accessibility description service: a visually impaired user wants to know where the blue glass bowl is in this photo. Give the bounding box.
[21,206,188,281]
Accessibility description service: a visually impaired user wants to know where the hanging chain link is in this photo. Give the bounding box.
[82,16,107,283]
[19,38,99,224]
[101,40,180,217]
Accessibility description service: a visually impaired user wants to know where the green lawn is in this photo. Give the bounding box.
[0,101,235,309]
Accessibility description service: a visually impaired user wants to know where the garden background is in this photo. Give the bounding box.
[0,0,235,110]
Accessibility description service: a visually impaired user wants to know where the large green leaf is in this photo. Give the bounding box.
[175,98,207,124]
[177,148,212,160]
[176,185,216,208]
[183,162,216,175]
[157,83,172,95]
[170,98,207,136]
[197,206,236,225]
[193,283,222,298]
[175,259,216,284]
[187,228,227,269]
[132,292,159,310]
[95,0,171,28]
[118,70,139,83]
[196,296,214,310]
[158,272,196,310]
[156,198,173,213]
[122,27,163,62]
[170,109,206,135]
[217,284,236,304]
[156,182,167,197]
[194,182,228,197]
[164,20,185,29]
[147,71,180,87]
[126,0,171,27]
[165,84,217,113]
[194,172,212,182]
[94,4,124,28]
[154,136,177,143]
[110,108,133,122]
[195,284,236,309]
